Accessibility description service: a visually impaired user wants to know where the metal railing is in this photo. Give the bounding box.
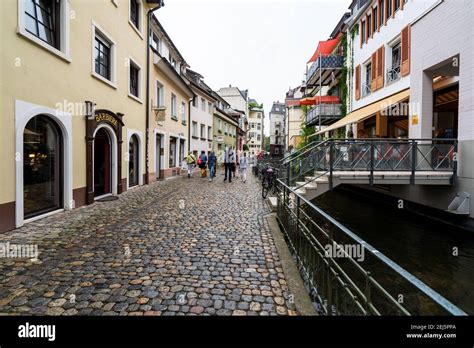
[361,82,371,98]
[275,178,467,315]
[284,138,457,190]
[306,104,342,126]
[386,65,401,85]
[307,55,344,83]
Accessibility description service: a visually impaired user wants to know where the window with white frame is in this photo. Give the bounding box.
[257,124,261,131]
[208,126,212,140]
[171,93,177,118]
[200,124,205,139]
[225,123,228,134]
[129,0,141,31]
[208,102,212,114]
[19,0,71,59]
[201,98,206,112]
[192,122,198,137]
[181,102,186,123]
[129,58,141,99]
[93,25,116,86]
[151,32,160,53]
[218,119,222,132]
[156,81,164,107]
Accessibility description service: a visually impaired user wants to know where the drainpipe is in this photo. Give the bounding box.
[188,97,193,153]
[145,1,165,185]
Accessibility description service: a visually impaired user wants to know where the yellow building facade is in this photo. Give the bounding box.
[0,0,162,232]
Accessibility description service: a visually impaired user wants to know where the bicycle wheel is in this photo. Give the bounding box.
[262,178,269,198]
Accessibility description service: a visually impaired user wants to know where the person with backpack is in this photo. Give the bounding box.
[198,150,208,178]
[207,151,217,182]
[239,152,248,183]
[185,151,196,178]
[223,146,235,183]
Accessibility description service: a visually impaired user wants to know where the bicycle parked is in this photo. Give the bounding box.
[261,165,277,198]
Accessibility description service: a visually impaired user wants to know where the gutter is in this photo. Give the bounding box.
[146,1,165,185]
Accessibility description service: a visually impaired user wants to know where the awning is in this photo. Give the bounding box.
[314,89,410,135]
[300,95,340,106]
[307,34,342,64]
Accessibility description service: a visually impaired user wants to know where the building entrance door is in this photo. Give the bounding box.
[94,128,111,196]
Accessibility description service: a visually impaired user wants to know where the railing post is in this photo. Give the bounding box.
[452,140,458,186]
[329,141,334,190]
[286,162,291,187]
[369,140,374,186]
[410,139,416,185]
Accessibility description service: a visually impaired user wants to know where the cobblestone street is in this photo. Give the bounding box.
[0,170,297,316]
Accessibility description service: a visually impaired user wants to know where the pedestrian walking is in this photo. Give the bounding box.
[198,150,207,178]
[185,151,196,178]
[239,152,248,183]
[208,151,217,182]
[223,146,235,183]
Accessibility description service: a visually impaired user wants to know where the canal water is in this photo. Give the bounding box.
[313,186,474,315]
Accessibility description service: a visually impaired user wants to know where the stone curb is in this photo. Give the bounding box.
[266,213,317,316]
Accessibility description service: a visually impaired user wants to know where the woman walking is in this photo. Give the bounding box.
[239,152,248,183]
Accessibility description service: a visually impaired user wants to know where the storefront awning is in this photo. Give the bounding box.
[314,89,410,135]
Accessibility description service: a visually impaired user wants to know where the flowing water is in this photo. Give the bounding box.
[313,186,474,314]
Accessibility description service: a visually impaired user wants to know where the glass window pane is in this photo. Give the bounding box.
[25,14,38,35]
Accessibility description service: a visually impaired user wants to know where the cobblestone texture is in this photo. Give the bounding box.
[0,171,297,316]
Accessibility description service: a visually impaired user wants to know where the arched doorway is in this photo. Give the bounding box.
[94,128,112,196]
[23,115,63,218]
[129,134,139,187]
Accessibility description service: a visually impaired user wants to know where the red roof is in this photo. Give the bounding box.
[307,34,342,63]
[299,95,340,106]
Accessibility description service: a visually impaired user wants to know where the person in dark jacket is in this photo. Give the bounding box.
[208,151,217,182]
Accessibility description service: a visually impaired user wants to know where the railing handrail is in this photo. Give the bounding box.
[276,178,467,316]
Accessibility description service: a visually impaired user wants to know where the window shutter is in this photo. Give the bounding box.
[401,0,404,10]
[392,0,396,18]
[401,25,411,76]
[377,46,385,89]
[355,65,361,101]
[371,52,377,91]
[360,20,363,48]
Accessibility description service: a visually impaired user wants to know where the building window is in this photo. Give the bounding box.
[94,34,111,80]
[201,124,205,139]
[367,14,372,38]
[373,7,377,31]
[258,113,261,118]
[129,59,141,99]
[24,0,60,49]
[218,119,222,132]
[361,20,366,43]
[130,0,140,30]
[208,126,212,140]
[394,0,400,13]
[379,0,384,26]
[250,123,255,128]
[151,32,160,52]
[181,102,186,123]
[257,124,261,131]
[23,115,63,218]
[156,81,164,107]
[192,122,198,137]
[171,93,177,118]
[128,134,139,187]
[387,0,392,18]
[169,137,176,167]
[387,42,401,84]
[257,134,261,142]
[208,102,212,114]
[201,98,206,112]
[363,62,372,97]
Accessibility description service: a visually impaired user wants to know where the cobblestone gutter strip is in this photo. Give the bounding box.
[266,213,317,316]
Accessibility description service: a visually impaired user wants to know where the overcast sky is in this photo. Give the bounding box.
[156,0,350,135]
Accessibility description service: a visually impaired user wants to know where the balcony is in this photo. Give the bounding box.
[305,103,342,126]
[306,55,344,88]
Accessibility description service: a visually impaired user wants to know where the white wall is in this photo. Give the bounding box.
[190,90,214,154]
[351,0,439,111]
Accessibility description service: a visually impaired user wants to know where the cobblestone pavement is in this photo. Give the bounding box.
[0,169,298,316]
